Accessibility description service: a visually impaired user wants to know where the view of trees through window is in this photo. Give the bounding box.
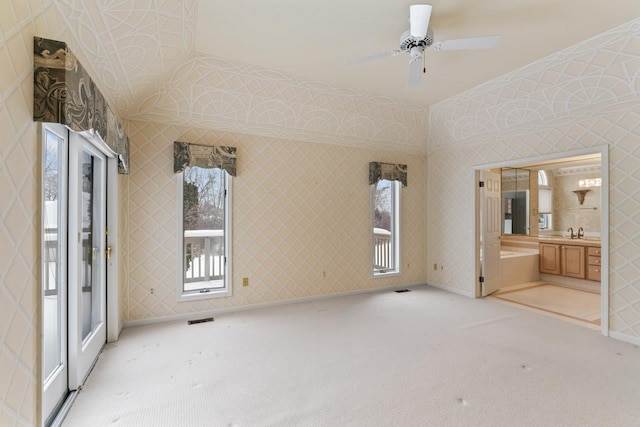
[183,167,225,231]
[374,180,392,231]
[182,166,227,291]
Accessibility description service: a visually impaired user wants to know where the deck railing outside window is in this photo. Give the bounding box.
[373,228,392,271]
[184,230,224,284]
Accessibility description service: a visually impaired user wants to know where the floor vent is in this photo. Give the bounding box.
[395,289,411,293]
[188,317,214,325]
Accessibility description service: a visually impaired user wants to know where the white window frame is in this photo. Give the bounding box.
[176,169,232,301]
[371,180,402,277]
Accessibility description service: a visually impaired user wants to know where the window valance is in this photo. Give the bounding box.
[369,162,407,187]
[173,142,237,176]
[33,37,130,174]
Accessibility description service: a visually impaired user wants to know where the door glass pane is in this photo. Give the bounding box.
[43,130,63,380]
[80,151,103,340]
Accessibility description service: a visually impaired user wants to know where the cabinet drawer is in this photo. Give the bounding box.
[587,265,602,281]
[588,246,601,256]
[588,255,601,266]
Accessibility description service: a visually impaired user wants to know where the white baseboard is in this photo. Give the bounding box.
[609,331,640,346]
[426,282,474,298]
[124,282,428,328]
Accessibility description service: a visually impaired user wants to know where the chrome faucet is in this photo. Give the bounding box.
[578,227,584,239]
[567,227,575,239]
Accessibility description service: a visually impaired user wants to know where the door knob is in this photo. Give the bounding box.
[106,246,113,259]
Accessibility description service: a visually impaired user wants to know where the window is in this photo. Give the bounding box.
[372,179,401,275]
[179,166,232,298]
[538,170,552,230]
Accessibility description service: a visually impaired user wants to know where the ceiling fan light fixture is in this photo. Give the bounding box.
[410,4,432,39]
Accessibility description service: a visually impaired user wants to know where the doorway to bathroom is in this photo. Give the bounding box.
[474,147,609,335]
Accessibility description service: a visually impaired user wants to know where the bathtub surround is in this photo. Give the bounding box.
[497,248,540,289]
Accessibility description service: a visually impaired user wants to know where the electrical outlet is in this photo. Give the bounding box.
[433,263,438,271]
[242,277,249,287]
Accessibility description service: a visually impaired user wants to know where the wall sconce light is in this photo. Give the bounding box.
[573,189,591,205]
[579,178,601,188]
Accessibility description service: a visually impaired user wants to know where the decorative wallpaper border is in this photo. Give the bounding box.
[428,18,640,153]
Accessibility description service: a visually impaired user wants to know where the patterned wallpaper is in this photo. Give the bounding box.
[51,0,197,115]
[427,18,640,341]
[126,55,429,155]
[0,2,134,424]
[127,121,427,321]
[1,2,64,425]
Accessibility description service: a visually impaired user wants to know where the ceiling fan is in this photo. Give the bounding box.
[346,4,500,86]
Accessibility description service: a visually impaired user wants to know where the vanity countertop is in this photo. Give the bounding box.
[537,236,601,247]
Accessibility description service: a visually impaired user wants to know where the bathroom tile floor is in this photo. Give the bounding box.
[489,282,601,331]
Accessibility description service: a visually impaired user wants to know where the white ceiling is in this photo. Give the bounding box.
[195,0,640,107]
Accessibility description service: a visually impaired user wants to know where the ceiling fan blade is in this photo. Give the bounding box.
[410,4,432,39]
[345,50,402,66]
[433,35,500,51]
[408,55,423,86]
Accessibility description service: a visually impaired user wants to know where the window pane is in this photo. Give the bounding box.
[183,167,226,292]
[373,180,397,274]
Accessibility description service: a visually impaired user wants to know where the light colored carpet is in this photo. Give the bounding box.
[491,283,601,325]
[63,285,640,427]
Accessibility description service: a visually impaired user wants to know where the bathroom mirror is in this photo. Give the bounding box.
[502,168,530,235]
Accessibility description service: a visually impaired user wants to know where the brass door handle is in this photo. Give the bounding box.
[106,246,113,259]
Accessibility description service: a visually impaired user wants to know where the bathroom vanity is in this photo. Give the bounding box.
[538,238,601,281]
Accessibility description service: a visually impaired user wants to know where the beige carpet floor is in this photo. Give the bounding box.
[62,285,640,427]
[491,283,601,326]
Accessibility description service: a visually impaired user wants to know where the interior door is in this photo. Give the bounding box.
[68,133,107,389]
[481,171,502,296]
[42,125,68,422]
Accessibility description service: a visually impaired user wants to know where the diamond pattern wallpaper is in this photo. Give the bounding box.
[127,121,427,321]
[427,18,640,342]
[0,2,66,425]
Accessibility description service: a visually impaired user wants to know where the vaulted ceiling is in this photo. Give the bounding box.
[53,0,640,153]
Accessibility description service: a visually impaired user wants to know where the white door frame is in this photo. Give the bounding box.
[473,146,609,336]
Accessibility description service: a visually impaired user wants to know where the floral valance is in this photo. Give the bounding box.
[174,142,237,176]
[33,37,129,174]
[369,162,407,187]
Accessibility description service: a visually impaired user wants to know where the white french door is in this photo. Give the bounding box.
[42,125,111,425]
[42,124,68,422]
[68,132,108,389]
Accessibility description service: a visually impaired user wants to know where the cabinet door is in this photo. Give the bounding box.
[562,245,585,278]
[539,243,560,275]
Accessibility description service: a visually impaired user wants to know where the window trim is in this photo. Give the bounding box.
[176,170,233,301]
[371,179,402,277]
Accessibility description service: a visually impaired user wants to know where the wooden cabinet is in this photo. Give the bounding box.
[561,245,585,279]
[587,246,602,281]
[539,242,601,281]
[539,243,561,274]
